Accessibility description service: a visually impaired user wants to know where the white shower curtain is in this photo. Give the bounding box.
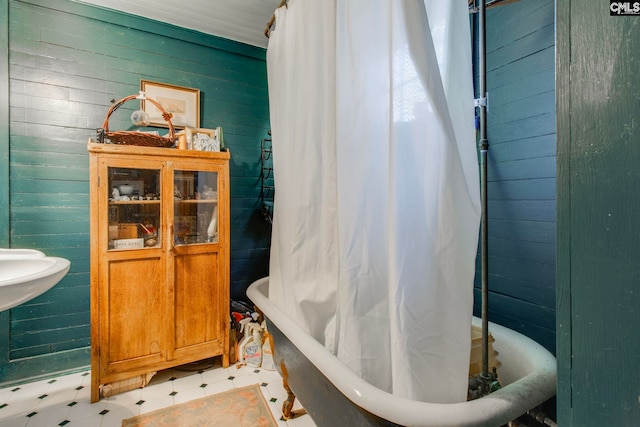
[267,0,480,404]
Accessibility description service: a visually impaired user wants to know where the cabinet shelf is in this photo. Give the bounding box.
[174,199,218,204]
[109,200,161,205]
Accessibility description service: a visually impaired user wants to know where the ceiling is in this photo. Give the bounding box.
[76,1,517,50]
[77,0,283,49]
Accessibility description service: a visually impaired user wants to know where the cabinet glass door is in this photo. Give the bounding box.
[173,170,218,245]
[107,167,161,250]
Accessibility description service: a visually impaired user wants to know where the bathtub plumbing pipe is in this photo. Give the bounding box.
[475,0,492,396]
[527,407,558,427]
[507,409,557,427]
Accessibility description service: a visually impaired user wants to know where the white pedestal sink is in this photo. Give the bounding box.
[0,249,71,311]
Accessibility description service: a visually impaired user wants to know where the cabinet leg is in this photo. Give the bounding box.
[222,352,230,368]
[90,375,99,403]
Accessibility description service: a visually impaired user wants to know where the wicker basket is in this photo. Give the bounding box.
[100,94,176,148]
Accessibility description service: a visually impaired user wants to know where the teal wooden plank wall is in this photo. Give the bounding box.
[557,0,640,424]
[1,0,271,383]
[1,0,560,386]
[472,0,556,353]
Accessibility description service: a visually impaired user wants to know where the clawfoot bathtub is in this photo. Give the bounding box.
[247,277,556,427]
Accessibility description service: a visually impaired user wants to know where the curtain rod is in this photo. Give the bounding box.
[264,0,288,38]
[469,0,523,13]
[264,0,520,38]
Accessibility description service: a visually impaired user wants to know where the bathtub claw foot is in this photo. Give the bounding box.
[280,361,308,420]
[282,394,307,420]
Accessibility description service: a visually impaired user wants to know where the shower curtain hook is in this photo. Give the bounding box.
[265,0,289,38]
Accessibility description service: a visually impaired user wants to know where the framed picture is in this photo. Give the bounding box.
[185,127,220,152]
[174,173,195,200]
[108,206,119,223]
[140,80,200,129]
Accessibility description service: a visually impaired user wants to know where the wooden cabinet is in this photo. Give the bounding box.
[88,142,230,402]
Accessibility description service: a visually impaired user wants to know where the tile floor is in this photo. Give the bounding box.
[0,361,317,427]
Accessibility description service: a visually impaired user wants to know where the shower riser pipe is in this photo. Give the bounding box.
[477,0,491,391]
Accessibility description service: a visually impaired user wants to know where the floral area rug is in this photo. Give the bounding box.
[121,384,278,427]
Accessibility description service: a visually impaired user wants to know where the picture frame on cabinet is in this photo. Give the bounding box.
[140,80,200,129]
[185,127,220,152]
[108,206,119,223]
[174,174,195,200]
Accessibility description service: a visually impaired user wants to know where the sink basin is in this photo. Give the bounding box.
[0,250,70,311]
[0,248,46,259]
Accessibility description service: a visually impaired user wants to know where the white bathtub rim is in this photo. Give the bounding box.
[247,277,557,427]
